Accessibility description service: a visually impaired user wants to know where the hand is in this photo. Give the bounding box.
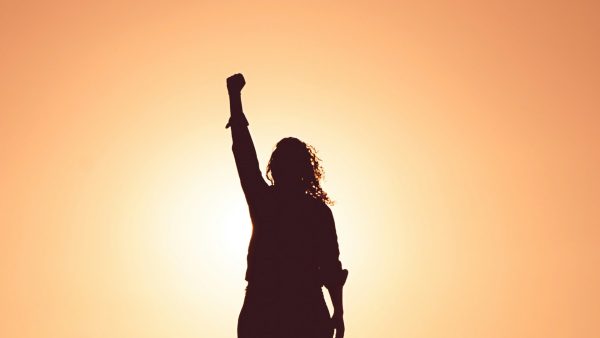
[227,73,246,94]
[331,312,345,338]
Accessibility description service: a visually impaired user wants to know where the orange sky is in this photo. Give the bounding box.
[1,1,599,337]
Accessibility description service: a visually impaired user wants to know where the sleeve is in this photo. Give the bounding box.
[228,113,269,205]
[318,205,349,289]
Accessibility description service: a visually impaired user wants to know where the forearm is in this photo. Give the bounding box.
[226,92,249,128]
[229,92,243,116]
[320,207,347,315]
[328,285,344,315]
[228,92,256,165]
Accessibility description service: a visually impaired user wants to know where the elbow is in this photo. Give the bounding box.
[321,268,349,289]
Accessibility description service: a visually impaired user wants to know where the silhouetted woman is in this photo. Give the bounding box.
[226,73,348,338]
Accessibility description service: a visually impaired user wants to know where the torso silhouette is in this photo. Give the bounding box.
[230,122,343,294]
[244,185,341,293]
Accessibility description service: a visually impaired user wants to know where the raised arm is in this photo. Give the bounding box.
[225,73,268,203]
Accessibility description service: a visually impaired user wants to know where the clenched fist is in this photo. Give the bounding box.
[227,73,246,94]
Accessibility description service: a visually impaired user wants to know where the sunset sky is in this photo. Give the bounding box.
[1,1,599,337]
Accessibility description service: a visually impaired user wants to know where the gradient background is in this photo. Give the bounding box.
[1,1,599,337]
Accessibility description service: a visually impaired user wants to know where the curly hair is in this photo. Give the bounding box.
[266,137,334,206]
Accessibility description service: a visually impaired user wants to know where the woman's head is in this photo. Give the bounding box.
[266,137,333,205]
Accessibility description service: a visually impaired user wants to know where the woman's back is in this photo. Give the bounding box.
[246,187,330,291]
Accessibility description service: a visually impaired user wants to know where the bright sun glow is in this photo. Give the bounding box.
[136,148,252,299]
